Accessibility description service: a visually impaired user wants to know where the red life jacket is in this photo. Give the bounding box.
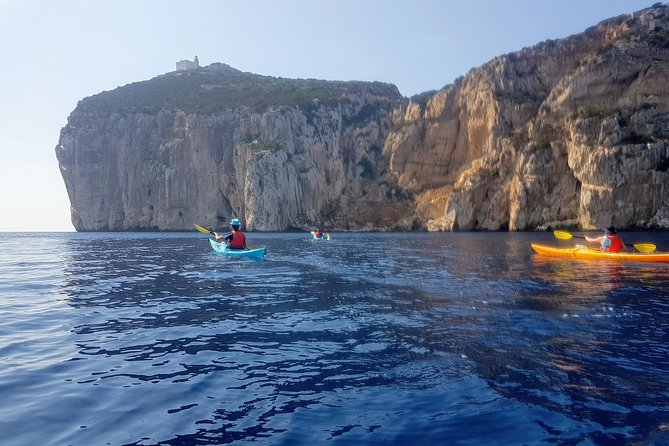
[229,231,246,249]
[607,235,623,253]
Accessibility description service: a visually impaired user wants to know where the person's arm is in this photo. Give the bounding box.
[585,235,604,244]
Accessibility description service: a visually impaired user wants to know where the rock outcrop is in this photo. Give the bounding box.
[385,4,669,231]
[56,66,409,231]
[57,4,669,231]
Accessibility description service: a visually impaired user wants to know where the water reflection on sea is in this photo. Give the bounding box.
[0,231,668,445]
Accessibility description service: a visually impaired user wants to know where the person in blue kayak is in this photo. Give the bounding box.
[216,218,247,250]
[585,226,625,252]
[314,229,323,239]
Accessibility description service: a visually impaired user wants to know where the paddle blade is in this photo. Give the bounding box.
[634,243,656,253]
[553,230,573,240]
[194,224,213,235]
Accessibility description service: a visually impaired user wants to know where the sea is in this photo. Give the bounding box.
[1,231,669,446]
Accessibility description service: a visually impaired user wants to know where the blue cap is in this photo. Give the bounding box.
[230,218,240,227]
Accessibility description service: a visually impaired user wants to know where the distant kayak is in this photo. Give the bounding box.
[531,243,669,264]
[209,238,265,259]
[310,230,331,240]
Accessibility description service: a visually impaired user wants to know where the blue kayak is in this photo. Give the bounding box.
[313,235,324,240]
[209,238,265,259]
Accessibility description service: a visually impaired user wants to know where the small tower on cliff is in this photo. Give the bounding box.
[175,55,200,71]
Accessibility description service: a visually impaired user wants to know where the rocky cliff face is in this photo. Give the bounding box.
[385,4,669,231]
[56,67,410,231]
[57,5,669,232]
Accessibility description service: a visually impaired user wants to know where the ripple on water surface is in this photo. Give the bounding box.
[1,232,669,445]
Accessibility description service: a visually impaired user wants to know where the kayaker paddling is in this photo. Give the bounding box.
[310,228,331,240]
[194,222,264,258]
[216,218,247,250]
[585,226,626,253]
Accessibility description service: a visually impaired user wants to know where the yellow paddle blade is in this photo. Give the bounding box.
[194,224,213,235]
[634,243,656,253]
[310,231,315,235]
[553,230,573,240]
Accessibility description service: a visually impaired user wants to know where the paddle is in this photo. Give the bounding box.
[194,224,232,240]
[194,223,217,236]
[553,230,656,253]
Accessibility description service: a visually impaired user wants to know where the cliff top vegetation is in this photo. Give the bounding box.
[76,63,403,115]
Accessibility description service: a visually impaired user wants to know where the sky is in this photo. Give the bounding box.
[0,0,661,231]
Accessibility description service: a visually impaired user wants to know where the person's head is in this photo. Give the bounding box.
[231,218,241,229]
[604,225,617,235]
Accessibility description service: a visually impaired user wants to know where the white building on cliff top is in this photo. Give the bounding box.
[176,56,199,71]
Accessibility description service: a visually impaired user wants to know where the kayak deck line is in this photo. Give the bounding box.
[531,243,669,264]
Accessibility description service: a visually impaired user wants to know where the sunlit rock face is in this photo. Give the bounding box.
[385,4,669,231]
[57,5,669,232]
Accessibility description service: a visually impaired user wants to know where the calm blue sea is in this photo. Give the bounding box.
[1,231,669,446]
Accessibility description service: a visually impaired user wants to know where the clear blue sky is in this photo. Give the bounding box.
[0,0,661,231]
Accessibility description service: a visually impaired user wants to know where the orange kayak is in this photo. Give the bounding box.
[531,243,669,264]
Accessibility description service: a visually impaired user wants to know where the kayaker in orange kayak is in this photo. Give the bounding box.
[585,226,626,252]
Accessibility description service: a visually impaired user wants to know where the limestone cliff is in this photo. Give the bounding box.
[57,4,669,232]
[56,64,410,231]
[385,4,669,231]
